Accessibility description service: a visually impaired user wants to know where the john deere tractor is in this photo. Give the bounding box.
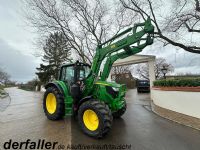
[43,18,154,138]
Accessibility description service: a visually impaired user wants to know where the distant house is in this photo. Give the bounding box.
[111,72,137,89]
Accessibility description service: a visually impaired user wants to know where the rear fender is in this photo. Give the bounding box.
[46,81,71,96]
[45,82,64,95]
[45,81,73,116]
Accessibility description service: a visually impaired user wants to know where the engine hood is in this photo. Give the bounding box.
[95,81,122,88]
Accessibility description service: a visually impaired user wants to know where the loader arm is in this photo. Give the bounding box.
[83,17,154,95]
[100,41,151,81]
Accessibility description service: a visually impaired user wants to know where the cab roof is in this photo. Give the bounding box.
[60,61,90,68]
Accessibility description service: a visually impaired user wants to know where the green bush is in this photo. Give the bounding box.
[0,85,4,91]
[0,85,4,94]
[153,78,200,87]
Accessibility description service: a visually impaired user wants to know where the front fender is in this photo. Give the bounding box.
[77,96,93,107]
[73,95,93,115]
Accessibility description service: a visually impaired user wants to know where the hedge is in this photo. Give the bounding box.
[153,78,200,87]
[18,84,36,91]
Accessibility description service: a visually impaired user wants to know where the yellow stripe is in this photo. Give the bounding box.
[95,82,110,86]
[111,44,116,48]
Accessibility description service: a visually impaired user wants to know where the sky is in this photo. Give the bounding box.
[0,0,200,83]
[0,0,40,82]
[141,42,200,75]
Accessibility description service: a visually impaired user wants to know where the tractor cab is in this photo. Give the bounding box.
[59,61,90,84]
[59,61,91,100]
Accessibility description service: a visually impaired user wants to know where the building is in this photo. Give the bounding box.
[111,72,137,89]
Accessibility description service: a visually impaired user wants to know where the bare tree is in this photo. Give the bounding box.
[133,58,174,80]
[164,0,200,33]
[119,0,200,54]
[111,65,132,74]
[134,64,149,80]
[23,0,128,64]
[0,68,11,85]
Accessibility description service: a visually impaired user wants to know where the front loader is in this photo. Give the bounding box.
[43,18,154,138]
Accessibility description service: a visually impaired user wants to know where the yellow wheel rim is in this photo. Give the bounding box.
[46,93,57,114]
[83,109,99,131]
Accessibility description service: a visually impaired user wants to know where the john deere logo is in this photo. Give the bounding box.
[111,45,116,48]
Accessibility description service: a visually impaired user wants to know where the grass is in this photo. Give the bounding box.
[0,85,4,95]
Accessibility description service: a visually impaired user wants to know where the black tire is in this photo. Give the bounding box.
[78,100,113,138]
[43,87,65,120]
[112,101,127,118]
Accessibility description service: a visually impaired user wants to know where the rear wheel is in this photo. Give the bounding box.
[43,87,65,120]
[112,101,127,118]
[78,100,113,138]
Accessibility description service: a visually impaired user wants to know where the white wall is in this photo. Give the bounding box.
[152,89,200,119]
[148,60,155,88]
[40,85,46,92]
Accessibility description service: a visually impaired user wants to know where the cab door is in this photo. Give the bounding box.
[59,65,75,85]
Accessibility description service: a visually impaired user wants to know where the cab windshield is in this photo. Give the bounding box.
[60,64,91,83]
[77,65,91,80]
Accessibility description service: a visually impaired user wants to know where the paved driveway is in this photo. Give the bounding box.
[0,87,71,150]
[0,87,200,150]
[71,89,200,150]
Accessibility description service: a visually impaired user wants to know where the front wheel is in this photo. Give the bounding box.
[78,100,113,138]
[112,101,127,118]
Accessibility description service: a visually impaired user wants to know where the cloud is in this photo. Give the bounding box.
[0,38,39,82]
[140,42,200,75]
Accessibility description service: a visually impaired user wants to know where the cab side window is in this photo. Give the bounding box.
[77,66,90,80]
[61,67,65,81]
[61,66,74,82]
[66,66,74,82]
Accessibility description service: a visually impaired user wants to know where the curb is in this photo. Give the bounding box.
[151,100,200,131]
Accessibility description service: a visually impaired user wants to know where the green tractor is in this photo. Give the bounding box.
[43,18,154,138]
